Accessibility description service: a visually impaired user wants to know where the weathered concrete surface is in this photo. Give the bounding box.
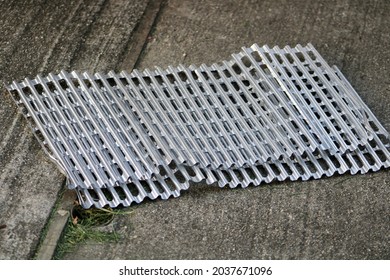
[65,173,389,259]
[63,0,389,259]
[0,0,150,259]
[34,190,75,260]
[0,0,388,260]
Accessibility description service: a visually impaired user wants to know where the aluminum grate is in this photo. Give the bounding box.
[6,43,390,208]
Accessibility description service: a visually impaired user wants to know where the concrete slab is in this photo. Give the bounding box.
[64,173,389,259]
[62,0,389,259]
[0,0,148,259]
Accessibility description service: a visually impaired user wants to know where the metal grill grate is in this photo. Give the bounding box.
[6,44,389,208]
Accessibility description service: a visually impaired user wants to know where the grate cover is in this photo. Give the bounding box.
[6,44,390,208]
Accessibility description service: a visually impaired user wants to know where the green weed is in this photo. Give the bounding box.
[53,206,132,259]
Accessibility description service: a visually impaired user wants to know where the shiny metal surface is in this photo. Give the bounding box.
[7,44,389,208]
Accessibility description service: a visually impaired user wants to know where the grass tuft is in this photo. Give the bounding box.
[53,206,132,259]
